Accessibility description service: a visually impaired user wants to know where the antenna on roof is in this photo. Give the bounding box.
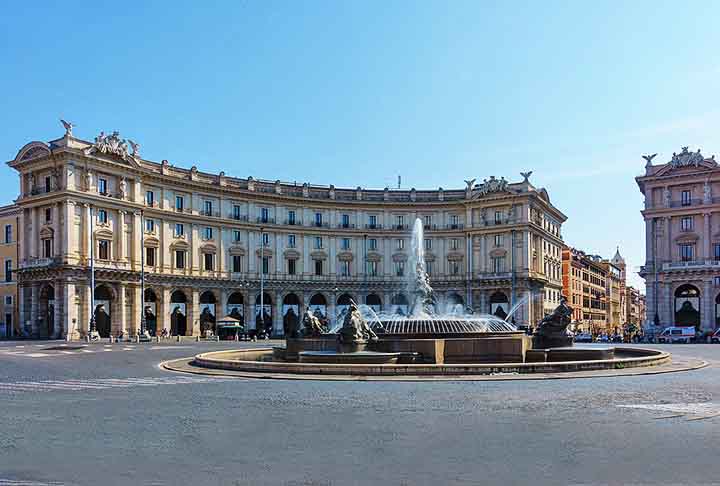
[397,175,401,189]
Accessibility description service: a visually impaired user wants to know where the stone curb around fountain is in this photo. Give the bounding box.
[159,349,709,381]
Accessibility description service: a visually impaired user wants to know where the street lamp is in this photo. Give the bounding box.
[88,204,99,341]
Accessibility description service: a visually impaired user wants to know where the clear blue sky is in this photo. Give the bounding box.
[2,1,720,290]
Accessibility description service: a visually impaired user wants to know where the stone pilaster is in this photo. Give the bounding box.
[191,288,200,336]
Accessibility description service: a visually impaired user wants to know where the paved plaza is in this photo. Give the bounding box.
[1,341,719,485]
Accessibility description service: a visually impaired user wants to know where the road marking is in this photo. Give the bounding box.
[0,480,66,486]
[0,376,233,394]
[24,353,51,358]
[618,402,720,421]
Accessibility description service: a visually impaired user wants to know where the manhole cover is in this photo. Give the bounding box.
[43,346,86,351]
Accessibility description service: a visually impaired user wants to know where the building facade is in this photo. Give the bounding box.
[0,204,19,337]
[625,285,646,332]
[7,125,566,339]
[637,147,720,332]
[561,247,608,334]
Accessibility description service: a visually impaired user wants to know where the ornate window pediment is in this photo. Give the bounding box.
[39,227,54,239]
[447,251,465,261]
[94,228,113,240]
[144,236,160,248]
[424,252,436,262]
[337,251,354,262]
[489,248,507,258]
[170,240,189,251]
[392,253,407,262]
[310,250,327,260]
[229,246,246,256]
[256,247,273,257]
[14,142,51,163]
[674,233,699,243]
[200,243,217,253]
[366,251,382,262]
[283,248,301,260]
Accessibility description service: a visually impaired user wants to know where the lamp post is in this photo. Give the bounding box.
[259,227,265,337]
[139,209,148,340]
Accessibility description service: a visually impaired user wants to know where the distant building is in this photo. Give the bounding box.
[625,285,646,332]
[561,247,608,334]
[0,204,20,337]
[637,147,720,332]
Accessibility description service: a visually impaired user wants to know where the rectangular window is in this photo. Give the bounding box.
[204,253,214,271]
[288,258,296,275]
[680,216,693,231]
[315,212,322,227]
[204,227,213,240]
[262,256,269,274]
[396,215,404,229]
[97,209,107,224]
[43,239,52,258]
[4,225,11,244]
[492,256,505,273]
[680,244,694,262]
[450,260,460,275]
[288,210,296,225]
[314,259,323,276]
[424,215,432,228]
[315,236,323,249]
[342,214,350,228]
[681,190,691,206]
[395,261,405,277]
[494,234,503,247]
[175,250,186,269]
[145,247,156,267]
[4,259,11,282]
[204,200,213,216]
[145,190,154,206]
[44,176,51,193]
[233,205,241,220]
[494,211,502,224]
[426,261,433,275]
[233,230,241,242]
[98,240,109,260]
[145,219,155,233]
[174,223,184,237]
[342,238,351,250]
[261,207,269,223]
[288,234,296,248]
[450,238,458,250]
[424,239,432,251]
[368,261,378,276]
[232,255,242,273]
[262,233,269,246]
[369,215,377,228]
[715,244,720,261]
[341,260,351,277]
[98,178,107,195]
[45,208,51,222]
[175,195,184,211]
[397,239,404,250]
[369,238,377,251]
[451,215,459,228]
[4,295,11,306]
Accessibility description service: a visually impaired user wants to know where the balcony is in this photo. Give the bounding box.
[256,217,275,224]
[446,223,464,230]
[200,210,220,218]
[364,224,383,230]
[662,260,720,271]
[230,214,249,222]
[19,257,59,269]
[338,223,356,229]
[392,224,409,231]
[312,222,330,228]
[285,220,302,226]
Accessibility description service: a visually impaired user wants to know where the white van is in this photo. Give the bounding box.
[657,326,696,344]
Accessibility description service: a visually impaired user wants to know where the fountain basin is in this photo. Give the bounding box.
[299,351,402,364]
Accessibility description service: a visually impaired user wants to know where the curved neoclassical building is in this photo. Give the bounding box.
[7,125,566,339]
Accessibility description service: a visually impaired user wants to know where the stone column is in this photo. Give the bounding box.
[65,282,79,340]
[191,289,200,336]
[274,293,283,336]
[665,216,672,262]
[117,284,127,336]
[84,204,92,262]
[191,224,199,273]
[702,280,713,332]
[82,283,92,336]
[29,207,37,259]
[645,218,654,266]
[53,203,62,258]
[29,284,39,336]
[18,286,29,336]
[131,285,142,335]
[704,213,711,260]
[218,227,226,276]
[160,287,171,335]
[132,211,142,271]
[661,283,672,327]
[53,282,62,338]
[117,210,126,262]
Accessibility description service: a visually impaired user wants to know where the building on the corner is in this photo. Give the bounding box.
[625,285,646,332]
[561,247,608,334]
[6,124,566,339]
[0,204,19,337]
[599,249,627,335]
[637,147,720,333]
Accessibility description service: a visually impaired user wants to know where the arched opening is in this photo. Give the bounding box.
[336,293,354,322]
[39,285,55,338]
[282,293,301,337]
[144,289,158,336]
[94,285,113,338]
[226,292,245,324]
[170,290,188,336]
[199,291,217,336]
[391,293,409,316]
[308,293,327,320]
[490,291,509,320]
[675,284,700,330]
[255,292,273,335]
[365,293,382,313]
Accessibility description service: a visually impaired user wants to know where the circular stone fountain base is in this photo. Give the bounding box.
[299,350,402,364]
[174,346,679,381]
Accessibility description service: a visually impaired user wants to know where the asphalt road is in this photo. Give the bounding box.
[1,340,719,486]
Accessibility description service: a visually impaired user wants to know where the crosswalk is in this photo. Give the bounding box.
[0,344,195,359]
[0,480,66,486]
[0,375,231,394]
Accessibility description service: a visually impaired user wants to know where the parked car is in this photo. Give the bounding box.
[574,333,593,343]
[597,334,610,343]
[711,329,720,344]
[657,326,696,344]
[611,334,624,343]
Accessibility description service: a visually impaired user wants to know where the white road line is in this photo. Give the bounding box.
[0,376,229,394]
[25,353,51,358]
[0,479,65,485]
